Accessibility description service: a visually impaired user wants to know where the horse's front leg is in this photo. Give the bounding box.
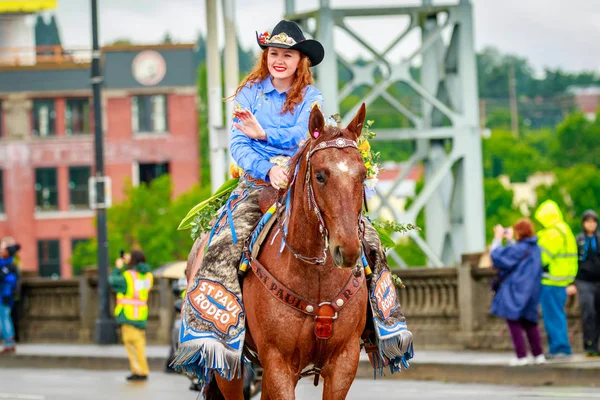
[321,340,361,400]
[260,349,299,400]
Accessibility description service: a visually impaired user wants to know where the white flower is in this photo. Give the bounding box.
[370,164,380,177]
[325,116,338,127]
[364,177,379,188]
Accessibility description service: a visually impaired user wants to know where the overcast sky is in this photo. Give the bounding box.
[47,0,600,73]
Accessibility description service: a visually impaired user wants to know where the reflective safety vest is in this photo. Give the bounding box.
[538,222,578,287]
[114,269,154,321]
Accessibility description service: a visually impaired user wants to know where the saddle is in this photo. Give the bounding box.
[258,186,279,214]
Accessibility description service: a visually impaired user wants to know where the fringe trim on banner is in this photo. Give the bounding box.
[380,329,414,374]
[170,339,243,390]
[370,321,415,377]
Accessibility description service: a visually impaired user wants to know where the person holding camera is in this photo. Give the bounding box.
[490,219,544,366]
[109,250,153,381]
[0,241,20,354]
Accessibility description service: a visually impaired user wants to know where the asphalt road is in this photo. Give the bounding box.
[0,369,599,400]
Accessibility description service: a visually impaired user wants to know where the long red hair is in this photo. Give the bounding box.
[513,218,535,241]
[230,49,313,115]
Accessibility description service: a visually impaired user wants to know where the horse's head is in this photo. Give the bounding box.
[300,104,368,269]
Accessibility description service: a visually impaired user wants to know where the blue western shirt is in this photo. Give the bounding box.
[230,76,324,181]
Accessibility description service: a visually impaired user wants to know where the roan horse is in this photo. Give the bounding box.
[186,104,370,400]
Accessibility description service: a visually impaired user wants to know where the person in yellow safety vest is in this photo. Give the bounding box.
[109,250,154,381]
[534,200,578,359]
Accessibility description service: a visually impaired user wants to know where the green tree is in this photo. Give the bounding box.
[197,62,210,187]
[70,176,210,275]
[477,46,536,99]
[482,129,543,182]
[559,165,600,219]
[110,38,133,46]
[522,128,556,161]
[485,108,513,130]
[391,179,426,267]
[483,178,523,242]
[534,164,600,233]
[71,240,98,276]
[552,112,600,169]
[162,32,173,44]
[477,46,600,99]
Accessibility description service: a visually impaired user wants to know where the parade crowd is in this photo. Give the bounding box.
[490,200,600,365]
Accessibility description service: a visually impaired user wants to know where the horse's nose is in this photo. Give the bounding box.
[331,243,361,269]
[333,246,344,267]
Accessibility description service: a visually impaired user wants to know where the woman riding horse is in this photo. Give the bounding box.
[173,20,412,398]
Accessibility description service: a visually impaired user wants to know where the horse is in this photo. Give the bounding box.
[186,104,370,400]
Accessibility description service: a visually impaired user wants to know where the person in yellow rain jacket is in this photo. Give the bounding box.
[534,200,578,359]
[109,250,154,381]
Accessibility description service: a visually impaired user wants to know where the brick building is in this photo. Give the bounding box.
[0,44,199,277]
[568,86,600,120]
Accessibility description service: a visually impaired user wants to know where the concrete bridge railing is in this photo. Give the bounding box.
[14,257,582,350]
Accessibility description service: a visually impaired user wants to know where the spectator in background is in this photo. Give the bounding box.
[571,210,600,357]
[0,241,20,354]
[109,250,154,381]
[490,219,544,366]
[1,237,22,343]
[534,200,578,359]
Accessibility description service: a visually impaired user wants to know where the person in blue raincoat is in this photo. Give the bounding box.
[490,218,544,366]
[0,243,20,354]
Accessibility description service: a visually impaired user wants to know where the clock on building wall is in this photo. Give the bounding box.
[131,50,167,86]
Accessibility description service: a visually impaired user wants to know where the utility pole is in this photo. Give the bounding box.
[206,0,226,191]
[508,62,519,137]
[91,0,116,344]
[222,0,239,168]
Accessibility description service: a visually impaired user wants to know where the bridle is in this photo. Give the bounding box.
[245,136,369,386]
[280,137,362,265]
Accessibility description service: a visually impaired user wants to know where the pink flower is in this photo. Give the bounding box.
[259,31,269,44]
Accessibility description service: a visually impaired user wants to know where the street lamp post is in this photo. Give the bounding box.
[91,0,117,344]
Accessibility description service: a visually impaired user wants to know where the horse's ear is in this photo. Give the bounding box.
[308,105,325,141]
[345,103,366,140]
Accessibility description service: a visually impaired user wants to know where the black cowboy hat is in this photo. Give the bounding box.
[256,20,325,67]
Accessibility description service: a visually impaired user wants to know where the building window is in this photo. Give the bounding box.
[131,95,167,133]
[38,240,60,278]
[139,162,169,185]
[69,166,91,209]
[35,168,58,211]
[32,99,56,137]
[0,170,4,214]
[66,98,90,135]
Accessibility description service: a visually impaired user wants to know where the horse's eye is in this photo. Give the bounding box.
[315,171,326,184]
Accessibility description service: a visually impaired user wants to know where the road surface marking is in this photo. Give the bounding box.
[0,394,45,400]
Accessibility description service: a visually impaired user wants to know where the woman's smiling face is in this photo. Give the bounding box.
[267,48,301,81]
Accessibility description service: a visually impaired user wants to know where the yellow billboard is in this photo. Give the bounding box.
[0,0,57,13]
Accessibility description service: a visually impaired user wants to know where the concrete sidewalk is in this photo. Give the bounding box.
[1,344,599,387]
